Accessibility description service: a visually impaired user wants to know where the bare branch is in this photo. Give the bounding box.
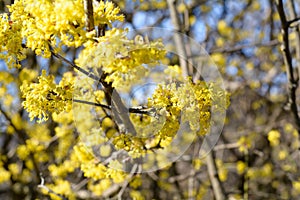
[73,99,157,116]
[213,142,239,151]
[287,0,300,82]
[210,40,279,54]
[206,151,226,200]
[117,164,140,199]
[73,99,111,110]
[288,17,300,27]
[276,0,300,134]
[167,0,189,77]
[84,0,94,32]
[50,48,100,81]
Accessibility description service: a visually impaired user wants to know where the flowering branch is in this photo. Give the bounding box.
[38,175,67,200]
[50,47,138,135]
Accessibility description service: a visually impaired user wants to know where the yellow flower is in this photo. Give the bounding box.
[47,179,75,200]
[0,168,11,183]
[236,161,246,174]
[129,175,142,189]
[99,145,111,157]
[21,70,74,122]
[237,136,251,153]
[278,150,287,160]
[293,181,300,193]
[268,130,280,147]
[130,190,145,200]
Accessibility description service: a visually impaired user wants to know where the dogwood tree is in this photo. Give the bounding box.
[0,0,299,199]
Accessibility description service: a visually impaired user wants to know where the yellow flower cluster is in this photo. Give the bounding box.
[76,28,166,89]
[21,70,74,122]
[1,0,123,66]
[94,1,124,27]
[49,160,77,178]
[246,163,274,179]
[268,130,281,147]
[1,1,231,197]
[148,79,214,136]
[106,78,223,158]
[293,180,300,194]
[0,158,11,183]
[46,179,75,200]
[88,179,112,196]
[237,136,252,153]
[0,13,25,68]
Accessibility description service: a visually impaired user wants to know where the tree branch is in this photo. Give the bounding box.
[73,99,157,116]
[276,0,300,134]
[50,46,137,136]
[287,0,300,82]
[98,72,137,135]
[209,39,280,54]
[206,151,226,200]
[50,48,100,81]
[84,0,94,32]
[73,99,111,110]
[213,142,239,151]
[167,0,189,77]
[288,17,300,27]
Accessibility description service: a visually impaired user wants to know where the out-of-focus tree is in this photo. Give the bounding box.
[0,0,299,200]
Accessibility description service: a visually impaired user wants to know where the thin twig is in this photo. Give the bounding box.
[73,99,111,110]
[167,0,189,77]
[50,48,100,81]
[206,40,279,55]
[117,164,140,200]
[206,151,226,200]
[213,142,239,151]
[38,174,68,200]
[168,170,200,183]
[288,17,300,27]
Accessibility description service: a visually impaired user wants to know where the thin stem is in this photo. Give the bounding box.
[38,175,67,200]
[117,164,140,200]
[167,0,189,77]
[287,0,300,82]
[288,17,300,26]
[50,48,100,81]
[206,151,226,200]
[73,99,156,116]
[73,99,111,110]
